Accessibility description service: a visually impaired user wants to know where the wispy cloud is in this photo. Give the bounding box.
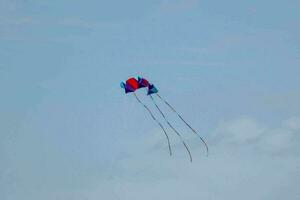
[65,116,299,200]
[283,117,300,130]
[58,18,96,29]
[210,116,299,155]
[158,0,200,13]
[0,16,98,28]
[55,116,299,200]
[0,16,40,25]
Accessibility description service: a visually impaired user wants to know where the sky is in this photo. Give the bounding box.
[1,0,300,199]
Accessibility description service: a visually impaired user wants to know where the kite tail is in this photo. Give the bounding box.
[149,95,192,162]
[156,93,209,157]
[133,93,172,156]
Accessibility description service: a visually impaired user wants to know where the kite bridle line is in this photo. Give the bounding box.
[133,92,172,156]
[149,95,193,162]
[155,93,209,157]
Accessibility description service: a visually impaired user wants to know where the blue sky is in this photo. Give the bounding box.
[1,0,300,199]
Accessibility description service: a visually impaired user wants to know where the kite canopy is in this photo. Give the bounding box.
[121,77,139,93]
[147,84,158,95]
[121,77,150,94]
[137,77,150,88]
[120,82,126,89]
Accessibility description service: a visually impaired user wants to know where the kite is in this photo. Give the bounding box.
[120,77,172,156]
[120,77,208,162]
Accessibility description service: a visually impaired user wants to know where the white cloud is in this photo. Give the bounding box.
[283,117,300,130]
[2,116,299,200]
[0,16,39,25]
[209,117,300,155]
[158,0,200,13]
[211,117,266,145]
[258,128,296,153]
[58,18,95,28]
[89,116,300,200]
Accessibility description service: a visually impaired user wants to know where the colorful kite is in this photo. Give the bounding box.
[120,77,208,162]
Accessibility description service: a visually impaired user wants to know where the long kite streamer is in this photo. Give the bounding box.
[149,94,193,162]
[133,93,172,156]
[156,93,209,156]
